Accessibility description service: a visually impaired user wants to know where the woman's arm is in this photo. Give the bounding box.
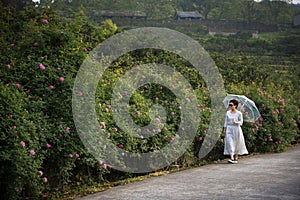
[223,112,228,135]
[234,112,243,125]
[223,127,227,135]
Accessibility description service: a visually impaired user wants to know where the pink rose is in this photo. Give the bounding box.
[83,47,87,52]
[118,144,123,148]
[46,143,51,148]
[59,77,64,82]
[69,154,73,158]
[15,84,21,87]
[43,19,49,24]
[20,141,26,147]
[39,64,45,70]
[39,171,43,176]
[75,153,79,158]
[103,164,107,169]
[43,177,48,183]
[49,85,54,89]
[7,64,11,69]
[66,127,70,131]
[30,150,35,156]
[100,122,106,129]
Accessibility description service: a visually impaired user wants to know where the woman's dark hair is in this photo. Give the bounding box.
[229,99,239,108]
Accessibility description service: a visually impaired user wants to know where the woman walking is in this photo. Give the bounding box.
[223,99,248,163]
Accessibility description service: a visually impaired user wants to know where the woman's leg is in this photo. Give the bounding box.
[234,154,238,161]
[228,153,237,163]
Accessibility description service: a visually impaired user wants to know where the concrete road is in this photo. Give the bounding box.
[76,145,300,200]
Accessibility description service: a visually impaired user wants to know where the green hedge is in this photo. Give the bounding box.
[0,5,115,199]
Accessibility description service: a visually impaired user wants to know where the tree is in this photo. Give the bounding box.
[177,0,197,11]
[257,0,294,24]
[195,0,219,20]
[240,0,257,24]
[0,0,30,10]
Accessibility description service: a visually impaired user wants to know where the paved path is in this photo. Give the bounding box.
[77,145,300,200]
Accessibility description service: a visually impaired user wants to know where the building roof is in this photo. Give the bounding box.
[176,11,202,18]
[294,14,300,26]
[97,10,147,18]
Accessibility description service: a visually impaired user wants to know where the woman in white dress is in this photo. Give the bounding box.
[223,99,248,164]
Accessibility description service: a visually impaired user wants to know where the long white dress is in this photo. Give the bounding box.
[224,110,248,155]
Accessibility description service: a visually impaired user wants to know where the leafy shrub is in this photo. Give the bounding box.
[0,5,116,199]
[0,83,46,199]
[225,81,299,153]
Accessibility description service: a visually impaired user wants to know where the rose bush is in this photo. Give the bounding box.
[0,5,115,199]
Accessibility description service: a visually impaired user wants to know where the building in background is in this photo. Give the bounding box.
[175,11,202,21]
[293,14,300,26]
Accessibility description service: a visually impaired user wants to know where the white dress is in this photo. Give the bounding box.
[224,110,248,155]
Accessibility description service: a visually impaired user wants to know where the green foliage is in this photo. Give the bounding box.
[94,50,211,159]
[198,27,300,58]
[226,81,299,153]
[49,0,300,24]
[0,83,46,199]
[0,4,117,199]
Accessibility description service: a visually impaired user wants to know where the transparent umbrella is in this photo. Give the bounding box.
[223,94,261,122]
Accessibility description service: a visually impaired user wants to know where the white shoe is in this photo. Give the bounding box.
[228,159,238,164]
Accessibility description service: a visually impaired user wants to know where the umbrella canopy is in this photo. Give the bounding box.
[223,94,261,122]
